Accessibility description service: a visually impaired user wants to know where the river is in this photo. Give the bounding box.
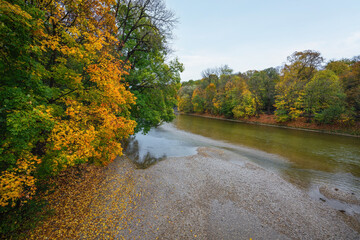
[126,114,360,197]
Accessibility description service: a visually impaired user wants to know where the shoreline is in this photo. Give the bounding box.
[121,147,360,239]
[27,148,360,239]
[178,112,360,138]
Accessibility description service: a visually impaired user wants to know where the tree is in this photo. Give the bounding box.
[0,0,136,207]
[274,50,324,122]
[248,68,279,114]
[286,50,324,81]
[192,88,205,113]
[178,94,193,113]
[177,85,196,113]
[115,0,182,133]
[232,90,257,119]
[341,62,360,116]
[326,60,351,76]
[204,83,216,113]
[201,65,233,79]
[115,0,176,64]
[303,70,346,123]
[127,55,183,133]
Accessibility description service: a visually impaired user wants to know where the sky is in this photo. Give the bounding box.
[165,0,360,82]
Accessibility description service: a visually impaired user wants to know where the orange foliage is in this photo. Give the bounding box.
[0,0,137,207]
[0,155,41,207]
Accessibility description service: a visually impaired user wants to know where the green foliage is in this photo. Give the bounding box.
[177,85,196,113]
[302,70,346,123]
[178,94,193,113]
[248,68,279,114]
[326,60,351,76]
[340,62,360,116]
[274,50,324,122]
[116,0,182,133]
[177,50,358,126]
[204,83,217,114]
[0,197,51,239]
[314,104,346,124]
[127,57,183,133]
[232,92,257,119]
[132,86,177,133]
[192,88,205,113]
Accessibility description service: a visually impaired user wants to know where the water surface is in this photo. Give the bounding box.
[127,114,360,196]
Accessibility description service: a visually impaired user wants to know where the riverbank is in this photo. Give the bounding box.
[25,159,138,239]
[24,147,360,239]
[179,112,360,137]
[121,147,360,239]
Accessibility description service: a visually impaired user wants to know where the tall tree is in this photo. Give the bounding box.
[192,88,205,113]
[341,62,360,116]
[204,83,216,113]
[115,0,182,132]
[303,70,346,123]
[177,85,196,113]
[274,50,324,122]
[248,68,279,114]
[0,0,136,208]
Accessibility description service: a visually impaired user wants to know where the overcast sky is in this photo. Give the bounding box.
[165,0,360,82]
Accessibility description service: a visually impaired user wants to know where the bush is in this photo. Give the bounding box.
[315,105,345,124]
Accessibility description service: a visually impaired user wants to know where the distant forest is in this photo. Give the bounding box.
[177,50,360,125]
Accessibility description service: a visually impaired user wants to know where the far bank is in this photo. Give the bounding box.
[177,112,360,137]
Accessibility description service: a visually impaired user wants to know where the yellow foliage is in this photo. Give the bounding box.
[0,155,41,207]
[49,51,136,171]
[1,0,137,208]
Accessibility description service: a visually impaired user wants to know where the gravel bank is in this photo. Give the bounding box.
[118,147,360,240]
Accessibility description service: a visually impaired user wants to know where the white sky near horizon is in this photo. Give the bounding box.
[165,0,360,82]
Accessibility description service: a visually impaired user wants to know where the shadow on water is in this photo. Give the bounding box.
[125,136,167,169]
[125,126,198,169]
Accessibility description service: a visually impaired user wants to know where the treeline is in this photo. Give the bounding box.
[178,50,360,125]
[0,0,181,210]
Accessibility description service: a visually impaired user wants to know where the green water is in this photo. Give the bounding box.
[173,115,360,193]
[127,114,360,195]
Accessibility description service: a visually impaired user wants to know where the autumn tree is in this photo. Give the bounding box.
[115,0,183,133]
[302,70,346,123]
[326,60,351,76]
[0,0,53,208]
[192,88,205,113]
[340,62,360,117]
[0,0,136,208]
[204,83,217,113]
[232,90,257,119]
[177,52,358,125]
[274,50,324,122]
[248,68,279,115]
[177,85,196,113]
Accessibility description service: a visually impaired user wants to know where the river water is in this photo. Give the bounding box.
[126,114,360,196]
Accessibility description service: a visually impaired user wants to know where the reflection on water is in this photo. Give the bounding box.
[125,126,198,168]
[126,114,360,196]
[125,136,166,169]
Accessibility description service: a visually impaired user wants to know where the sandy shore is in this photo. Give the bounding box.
[30,146,360,239]
[118,147,360,240]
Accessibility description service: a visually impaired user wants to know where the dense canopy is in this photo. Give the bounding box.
[0,0,182,209]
